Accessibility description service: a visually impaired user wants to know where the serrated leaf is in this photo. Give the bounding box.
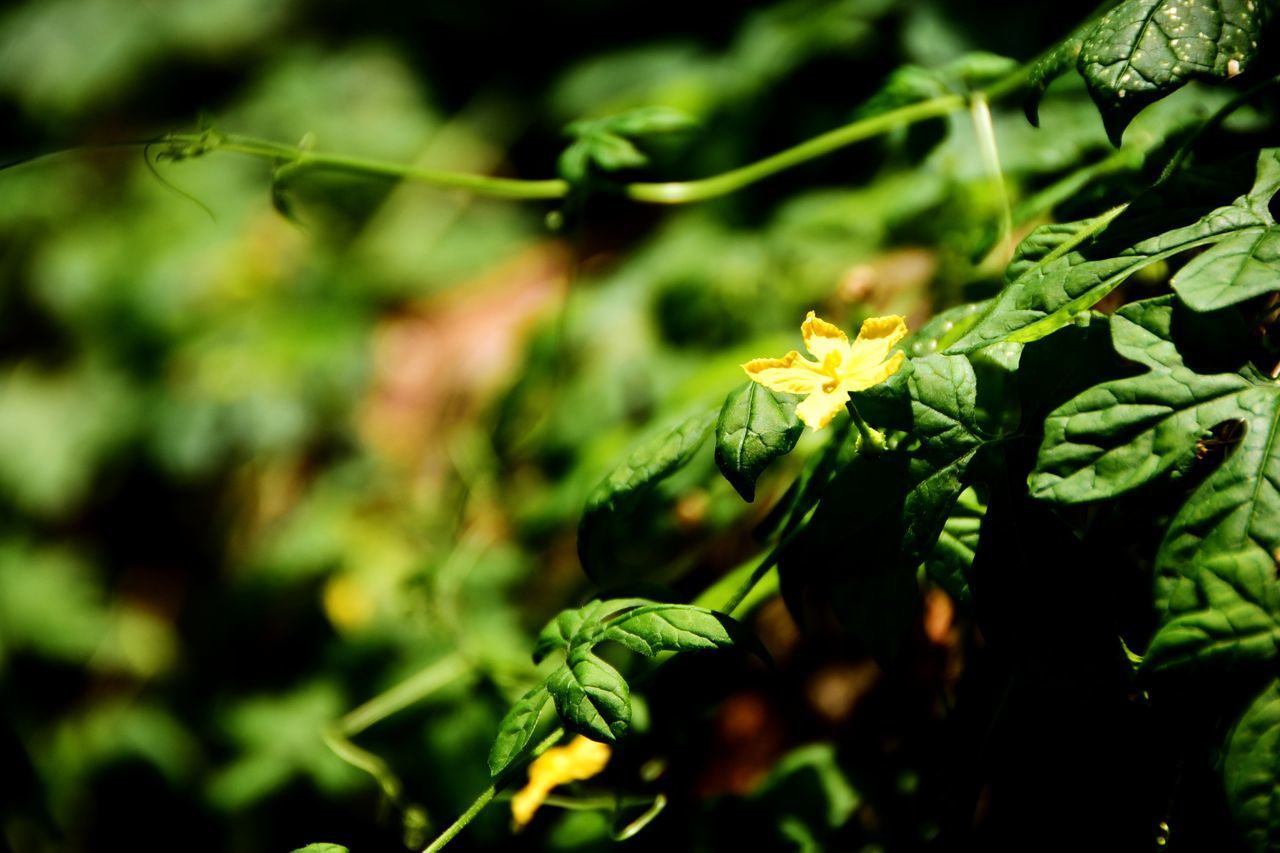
[1027,0,1267,144]
[599,603,738,656]
[948,149,1280,353]
[497,597,758,759]
[488,685,553,776]
[1225,680,1280,853]
[548,652,631,742]
[577,410,716,582]
[715,381,803,502]
[1031,296,1280,673]
[1031,297,1252,503]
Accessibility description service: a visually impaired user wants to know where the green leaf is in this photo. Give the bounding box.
[905,301,989,359]
[291,844,350,853]
[577,410,716,582]
[604,105,699,137]
[1024,28,1087,127]
[1031,297,1251,502]
[948,150,1280,353]
[1031,296,1280,673]
[599,603,739,656]
[559,106,697,183]
[1225,680,1280,853]
[488,685,553,776]
[924,487,985,604]
[494,598,757,758]
[1027,0,1267,144]
[548,652,631,742]
[533,600,607,663]
[715,381,803,502]
[1173,227,1280,311]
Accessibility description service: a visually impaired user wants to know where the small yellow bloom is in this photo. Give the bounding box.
[743,311,908,430]
[511,736,612,828]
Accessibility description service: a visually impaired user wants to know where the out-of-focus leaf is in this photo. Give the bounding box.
[208,681,359,811]
[558,107,697,184]
[577,410,715,583]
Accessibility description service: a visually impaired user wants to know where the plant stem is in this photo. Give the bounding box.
[847,402,886,454]
[719,550,784,617]
[323,654,472,809]
[422,727,565,853]
[339,653,472,736]
[969,94,1014,263]
[622,95,964,203]
[157,63,1042,208]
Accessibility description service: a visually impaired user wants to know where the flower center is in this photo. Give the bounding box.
[820,351,843,392]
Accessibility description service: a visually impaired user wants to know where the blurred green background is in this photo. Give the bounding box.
[0,0,1205,850]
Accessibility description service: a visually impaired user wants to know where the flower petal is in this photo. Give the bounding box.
[795,387,850,430]
[512,736,611,828]
[742,351,826,395]
[847,314,908,369]
[801,311,852,364]
[842,349,906,393]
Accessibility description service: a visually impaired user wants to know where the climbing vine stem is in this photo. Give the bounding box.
[157,62,1031,207]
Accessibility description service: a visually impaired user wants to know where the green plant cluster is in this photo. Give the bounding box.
[4,0,1280,851]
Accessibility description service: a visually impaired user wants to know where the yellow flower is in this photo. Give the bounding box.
[511,736,612,828]
[743,311,908,430]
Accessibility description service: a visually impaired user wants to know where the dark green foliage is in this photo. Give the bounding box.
[1026,0,1269,143]
[489,599,755,772]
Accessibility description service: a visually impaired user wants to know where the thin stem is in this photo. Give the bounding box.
[216,134,569,199]
[622,95,965,203]
[156,61,1039,209]
[422,727,565,853]
[719,550,784,616]
[847,402,886,454]
[970,94,1014,263]
[323,654,472,809]
[339,653,472,736]
[323,725,404,804]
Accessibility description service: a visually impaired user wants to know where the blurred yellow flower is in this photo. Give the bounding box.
[511,736,612,828]
[743,311,908,430]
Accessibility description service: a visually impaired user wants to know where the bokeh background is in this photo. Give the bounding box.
[0,1,1200,850]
